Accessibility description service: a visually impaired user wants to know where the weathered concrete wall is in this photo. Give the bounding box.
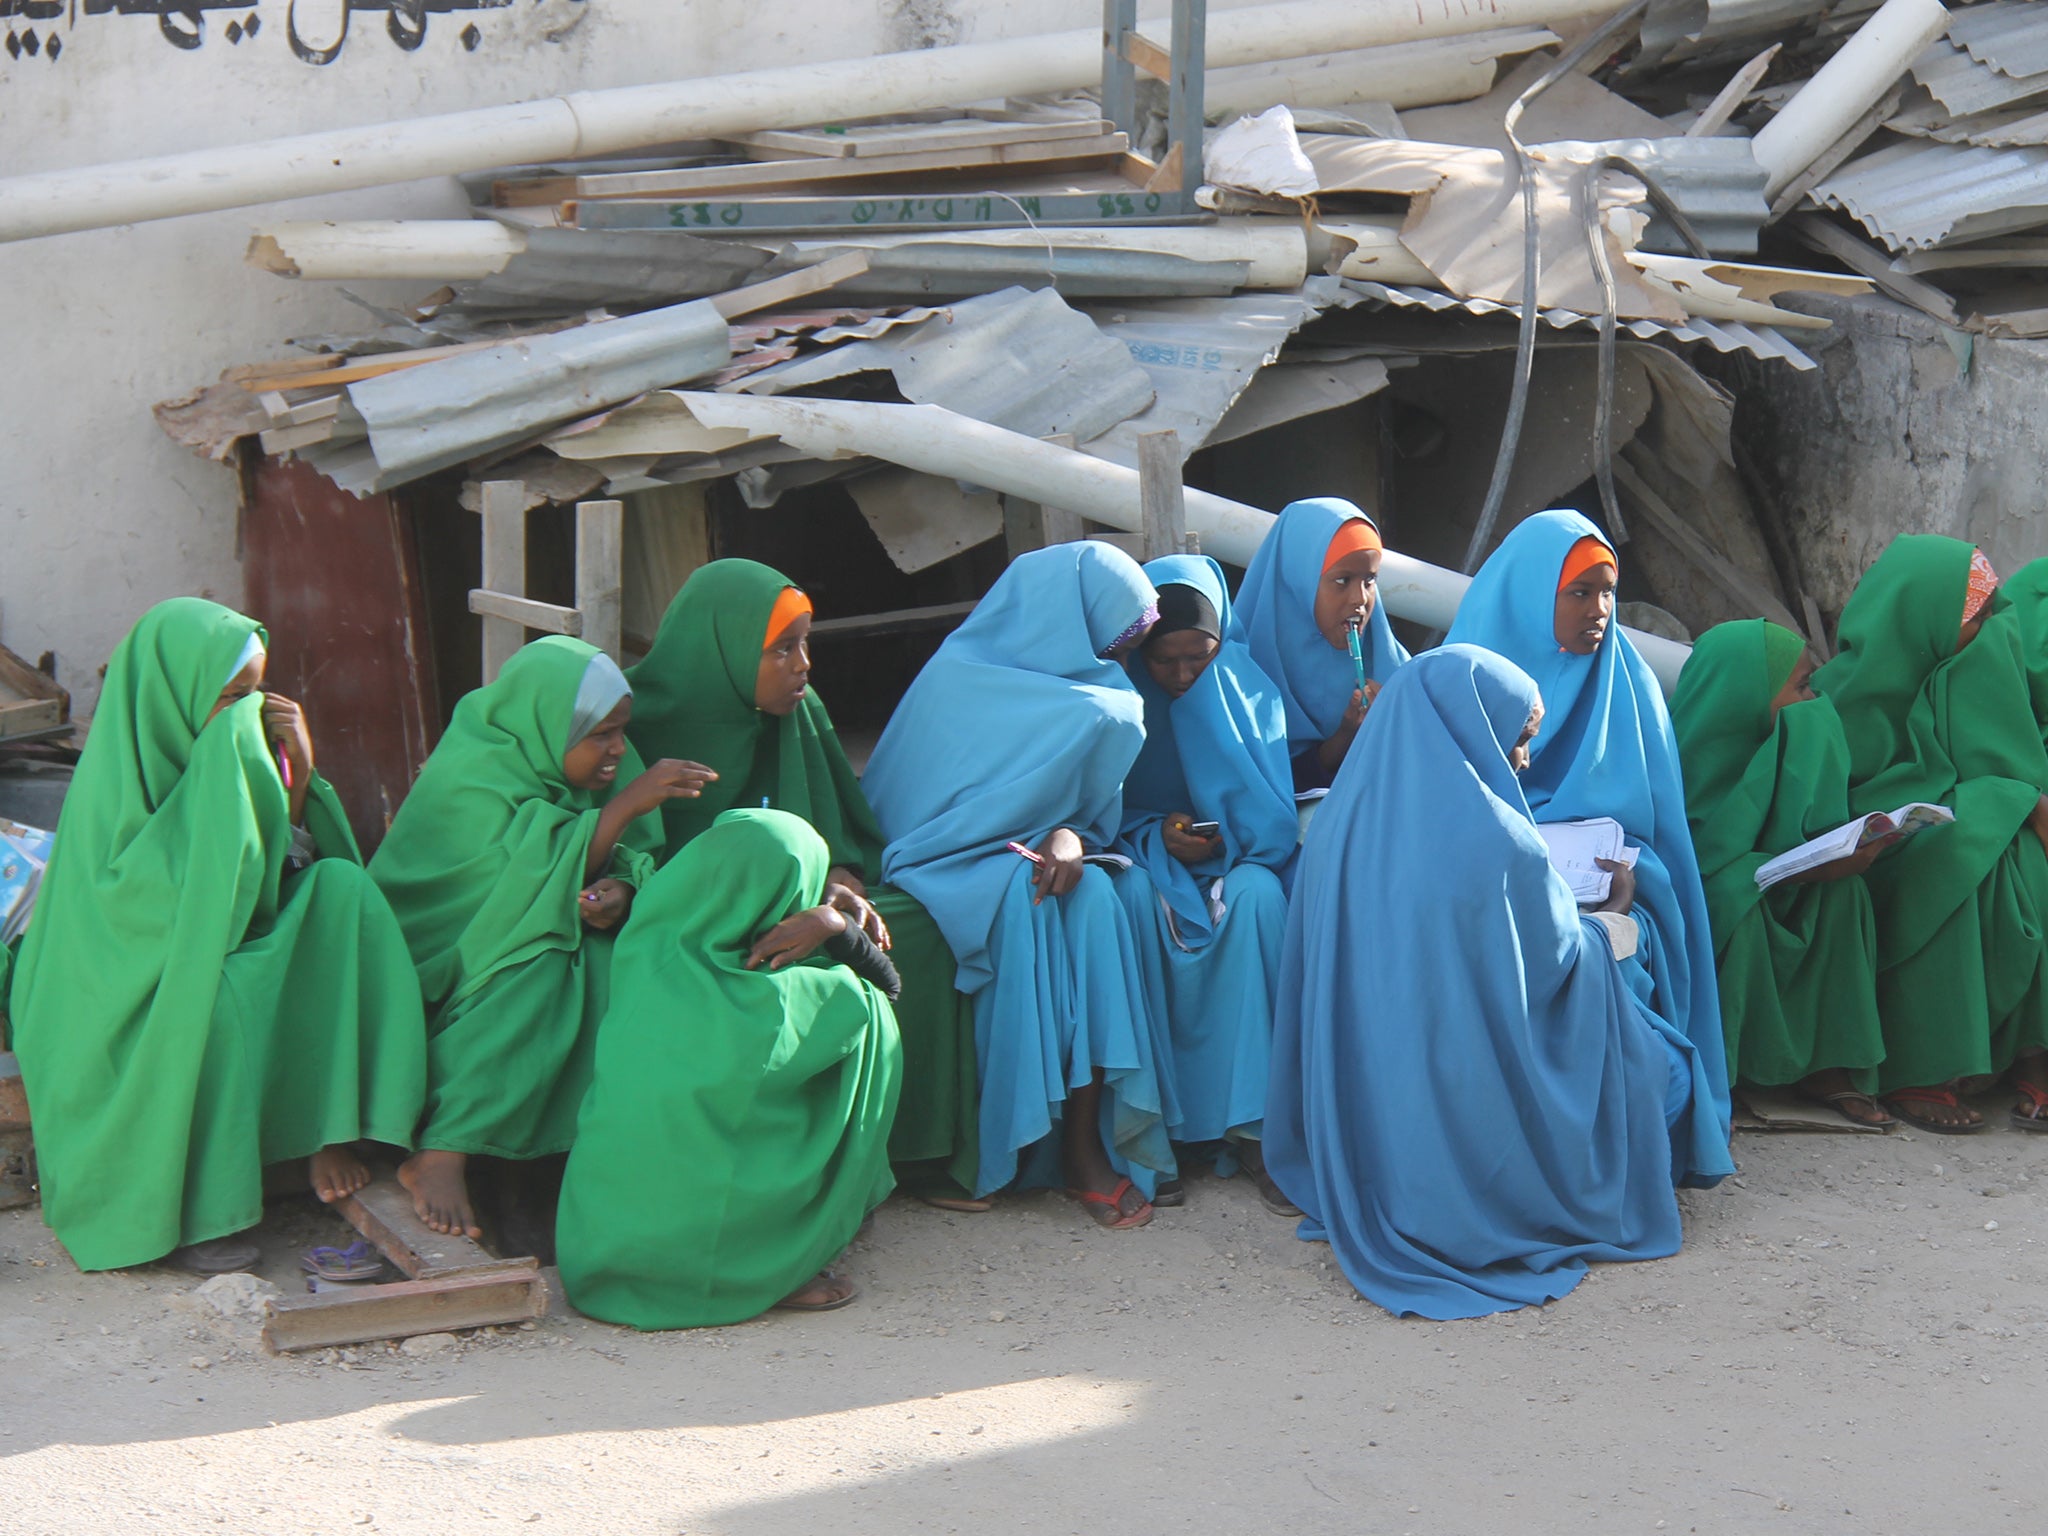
[1732,292,2048,625]
[0,0,1255,707]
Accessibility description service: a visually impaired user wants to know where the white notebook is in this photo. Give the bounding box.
[1536,817,1639,905]
[1754,803,1953,891]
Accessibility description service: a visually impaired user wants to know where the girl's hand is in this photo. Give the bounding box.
[619,759,719,818]
[1794,841,1888,883]
[824,880,890,951]
[746,903,847,970]
[1162,814,1221,866]
[1033,827,1086,904]
[261,691,315,820]
[1316,684,1377,776]
[579,877,634,930]
[1595,858,1636,915]
[827,865,868,899]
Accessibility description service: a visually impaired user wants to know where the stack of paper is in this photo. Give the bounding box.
[0,816,54,946]
[1536,817,1640,905]
[1755,803,1954,891]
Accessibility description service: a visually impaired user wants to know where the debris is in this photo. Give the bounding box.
[400,1332,460,1358]
[195,1273,285,1323]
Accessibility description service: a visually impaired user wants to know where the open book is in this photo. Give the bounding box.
[0,816,55,947]
[1755,803,1954,891]
[1536,817,1640,905]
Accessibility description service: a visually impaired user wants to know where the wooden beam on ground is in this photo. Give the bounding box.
[1137,428,1186,560]
[477,481,528,683]
[576,499,625,663]
[1787,214,1959,326]
[262,1263,548,1353]
[337,1180,528,1282]
[708,250,872,321]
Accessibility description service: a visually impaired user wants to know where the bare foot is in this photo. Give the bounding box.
[773,1272,858,1312]
[309,1145,372,1203]
[398,1149,482,1239]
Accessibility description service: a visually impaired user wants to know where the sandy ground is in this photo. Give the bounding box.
[5,1119,2047,1536]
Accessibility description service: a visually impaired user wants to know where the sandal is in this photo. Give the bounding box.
[299,1240,389,1283]
[773,1271,859,1312]
[1064,1176,1153,1230]
[2011,1078,2048,1133]
[1797,1087,1895,1130]
[166,1234,261,1275]
[1879,1085,1984,1136]
[916,1192,995,1214]
[1150,1179,1186,1209]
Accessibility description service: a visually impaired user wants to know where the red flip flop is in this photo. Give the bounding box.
[1880,1085,1984,1135]
[1065,1176,1153,1230]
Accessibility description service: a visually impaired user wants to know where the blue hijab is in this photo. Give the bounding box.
[1444,509,1731,1181]
[1120,555,1298,947]
[1228,498,1410,749]
[1264,646,1708,1319]
[864,542,1157,990]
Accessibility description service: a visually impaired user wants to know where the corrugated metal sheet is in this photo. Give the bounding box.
[303,296,731,495]
[733,285,1155,446]
[1888,92,2048,148]
[1913,36,2048,118]
[434,227,776,319]
[1948,0,2048,81]
[1635,0,1865,71]
[1550,135,1770,257]
[1813,136,2048,250]
[770,241,1251,299]
[1341,279,1818,369]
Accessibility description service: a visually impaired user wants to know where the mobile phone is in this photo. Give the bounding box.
[1187,820,1221,837]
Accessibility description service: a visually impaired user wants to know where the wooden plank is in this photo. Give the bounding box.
[0,643,64,710]
[337,1180,523,1281]
[233,339,508,396]
[1787,214,1959,326]
[258,420,338,455]
[220,354,347,384]
[1137,429,1186,560]
[1611,457,1805,634]
[809,600,977,640]
[0,1127,34,1212]
[534,133,1130,203]
[576,500,625,663]
[478,481,529,684]
[262,1264,547,1353]
[1122,29,1173,82]
[709,250,872,321]
[0,1052,27,1132]
[737,118,1112,161]
[469,589,583,636]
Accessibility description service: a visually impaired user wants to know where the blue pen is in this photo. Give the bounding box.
[1346,615,1367,699]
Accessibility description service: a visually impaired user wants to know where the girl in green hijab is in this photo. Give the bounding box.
[557,808,903,1326]
[1813,536,2048,1133]
[1671,620,1889,1125]
[625,559,980,1208]
[370,636,711,1237]
[7,598,427,1273]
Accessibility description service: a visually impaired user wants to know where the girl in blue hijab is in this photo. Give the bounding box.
[1228,498,1411,790]
[864,542,1173,1230]
[1444,509,1731,1184]
[1117,556,1300,1212]
[1263,646,1727,1319]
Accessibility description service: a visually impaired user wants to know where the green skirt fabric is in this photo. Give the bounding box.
[418,931,614,1159]
[1714,877,1885,1091]
[1867,827,2048,1091]
[871,884,978,1195]
[86,857,422,1269]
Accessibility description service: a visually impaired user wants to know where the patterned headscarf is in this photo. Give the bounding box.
[1965,549,1999,624]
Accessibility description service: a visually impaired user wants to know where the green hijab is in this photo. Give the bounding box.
[369,636,661,1011]
[558,807,900,1328]
[1813,535,2048,950]
[7,598,352,1261]
[1673,620,1850,928]
[625,559,883,876]
[2000,557,2048,740]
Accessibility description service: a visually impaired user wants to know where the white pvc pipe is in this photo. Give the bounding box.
[0,0,1618,245]
[248,220,528,281]
[668,391,1691,689]
[1751,0,1950,198]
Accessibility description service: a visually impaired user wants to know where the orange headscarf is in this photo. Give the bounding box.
[1965,549,1999,624]
[1321,518,1383,573]
[1558,535,1619,592]
[764,585,813,649]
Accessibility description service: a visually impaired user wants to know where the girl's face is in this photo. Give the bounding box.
[1958,599,1994,654]
[563,696,632,790]
[1315,549,1382,650]
[206,652,266,726]
[1509,701,1544,774]
[755,612,812,716]
[1768,652,1818,719]
[1553,563,1617,655]
[1142,628,1221,699]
